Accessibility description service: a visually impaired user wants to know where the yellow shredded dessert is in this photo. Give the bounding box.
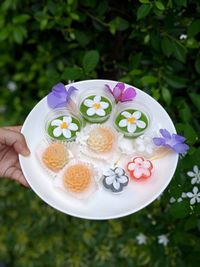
[87,128,114,153]
[63,164,92,192]
[42,143,68,171]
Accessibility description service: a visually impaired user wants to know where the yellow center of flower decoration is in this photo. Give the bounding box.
[87,128,115,153]
[127,117,136,124]
[42,143,69,171]
[61,122,68,129]
[63,164,91,193]
[93,103,100,109]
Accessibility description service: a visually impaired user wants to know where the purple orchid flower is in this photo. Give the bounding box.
[153,129,189,154]
[47,83,77,109]
[105,82,136,103]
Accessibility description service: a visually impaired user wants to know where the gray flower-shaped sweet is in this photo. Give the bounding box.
[102,167,129,193]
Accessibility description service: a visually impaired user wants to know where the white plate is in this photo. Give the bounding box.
[19,79,178,220]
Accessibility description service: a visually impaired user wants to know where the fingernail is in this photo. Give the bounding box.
[22,148,31,156]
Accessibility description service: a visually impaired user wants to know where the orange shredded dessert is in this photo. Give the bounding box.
[63,164,92,192]
[42,143,68,171]
[87,128,114,153]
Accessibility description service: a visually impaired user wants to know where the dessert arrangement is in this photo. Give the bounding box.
[36,82,189,201]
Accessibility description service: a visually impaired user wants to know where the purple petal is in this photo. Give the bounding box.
[160,129,171,139]
[115,82,125,91]
[113,86,123,99]
[52,83,66,93]
[153,137,166,146]
[172,143,189,154]
[105,84,113,94]
[66,86,78,102]
[121,87,137,102]
[47,92,67,108]
[173,133,186,143]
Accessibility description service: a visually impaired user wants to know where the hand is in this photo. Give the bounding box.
[0,126,30,187]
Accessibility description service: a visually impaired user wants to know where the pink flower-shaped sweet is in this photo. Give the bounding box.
[105,82,136,103]
[127,156,153,180]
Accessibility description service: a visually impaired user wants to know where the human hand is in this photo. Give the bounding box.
[0,126,30,187]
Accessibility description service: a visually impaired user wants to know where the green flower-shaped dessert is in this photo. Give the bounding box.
[80,95,112,123]
[47,115,81,141]
[115,109,148,137]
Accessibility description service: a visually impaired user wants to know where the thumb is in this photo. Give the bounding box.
[0,128,30,156]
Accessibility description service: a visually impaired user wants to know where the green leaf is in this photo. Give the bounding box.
[74,30,91,46]
[61,67,83,80]
[161,37,173,57]
[139,0,150,3]
[161,87,171,105]
[184,123,197,145]
[141,75,158,84]
[137,4,152,20]
[172,41,187,63]
[12,26,27,44]
[188,19,200,37]
[174,0,187,6]
[189,93,200,112]
[13,14,30,24]
[82,50,100,73]
[164,75,187,88]
[155,1,165,10]
[109,17,129,34]
[169,202,190,219]
[195,55,200,74]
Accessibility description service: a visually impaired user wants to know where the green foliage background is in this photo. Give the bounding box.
[0,0,200,266]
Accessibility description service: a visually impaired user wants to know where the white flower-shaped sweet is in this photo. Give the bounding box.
[135,135,157,156]
[119,111,146,133]
[84,95,109,117]
[51,116,78,139]
[158,235,169,246]
[186,186,200,205]
[187,165,200,185]
[136,233,147,245]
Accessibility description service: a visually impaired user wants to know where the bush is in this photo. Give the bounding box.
[0,0,200,266]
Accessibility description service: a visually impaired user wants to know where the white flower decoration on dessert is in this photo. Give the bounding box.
[84,95,109,116]
[187,165,200,185]
[118,111,146,133]
[51,116,78,139]
[103,167,129,193]
[186,186,200,205]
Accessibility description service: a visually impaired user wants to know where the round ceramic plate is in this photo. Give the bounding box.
[19,79,178,220]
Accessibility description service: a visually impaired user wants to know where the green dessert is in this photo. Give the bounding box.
[48,115,81,141]
[115,109,148,137]
[80,95,112,123]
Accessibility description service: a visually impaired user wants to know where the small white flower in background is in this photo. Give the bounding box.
[181,192,187,198]
[187,165,200,185]
[7,81,17,92]
[186,186,200,205]
[177,197,183,203]
[179,34,187,40]
[136,233,147,245]
[158,234,169,246]
[169,197,176,203]
[68,80,74,84]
